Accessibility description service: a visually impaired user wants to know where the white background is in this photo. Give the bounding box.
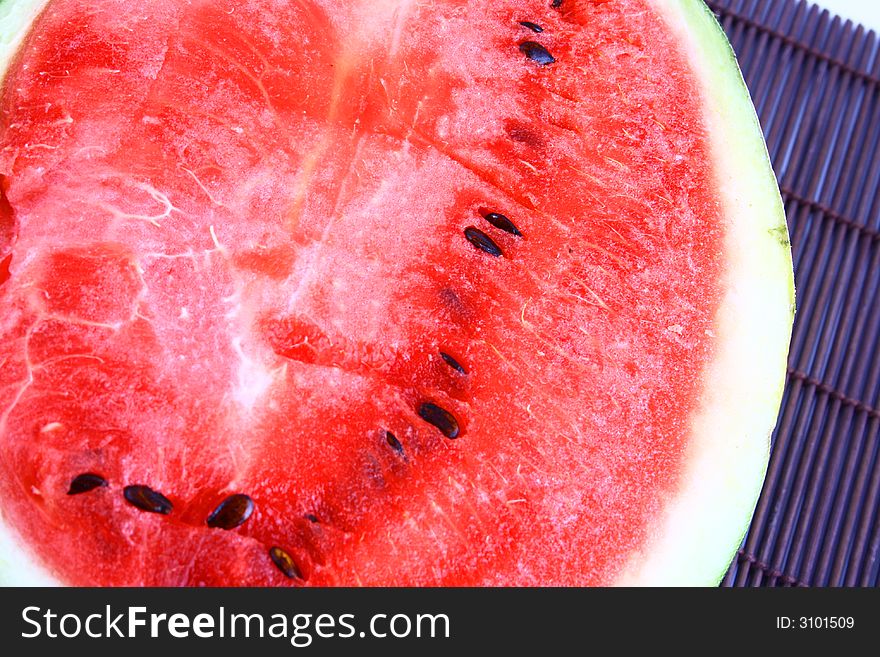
[811,0,880,31]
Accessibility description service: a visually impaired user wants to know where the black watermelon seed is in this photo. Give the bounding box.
[440,351,467,374]
[123,485,173,515]
[269,546,302,579]
[551,0,563,8]
[483,212,523,237]
[464,227,503,257]
[385,430,405,454]
[304,513,320,523]
[519,41,555,65]
[418,402,460,439]
[67,473,107,495]
[519,21,544,33]
[206,493,254,530]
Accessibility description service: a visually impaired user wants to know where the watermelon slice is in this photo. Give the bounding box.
[0,0,794,586]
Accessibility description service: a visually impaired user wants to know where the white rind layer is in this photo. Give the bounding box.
[0,0,47,77]
[617,0,794,585]
[0,0,793,587]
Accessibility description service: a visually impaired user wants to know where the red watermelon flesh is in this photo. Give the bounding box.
[0,0,758,586]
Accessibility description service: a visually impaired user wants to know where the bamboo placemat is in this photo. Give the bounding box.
[705,0,879,587]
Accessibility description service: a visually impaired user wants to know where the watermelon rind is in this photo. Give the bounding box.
[616,0,794,586]
[0,0,48,77]
[0,0,794,587]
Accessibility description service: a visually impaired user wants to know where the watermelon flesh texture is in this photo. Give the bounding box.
[0,0,772,586]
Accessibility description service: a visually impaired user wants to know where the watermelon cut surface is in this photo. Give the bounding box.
[0,0,793,586]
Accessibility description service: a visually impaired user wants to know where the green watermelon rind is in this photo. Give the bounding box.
[0,0,48,80]
[0,0,794,587]
[616,0,794,585]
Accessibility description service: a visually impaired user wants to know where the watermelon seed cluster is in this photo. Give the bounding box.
[442,207,526,438]
[67,475,306,580]
[518,8,555,66]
